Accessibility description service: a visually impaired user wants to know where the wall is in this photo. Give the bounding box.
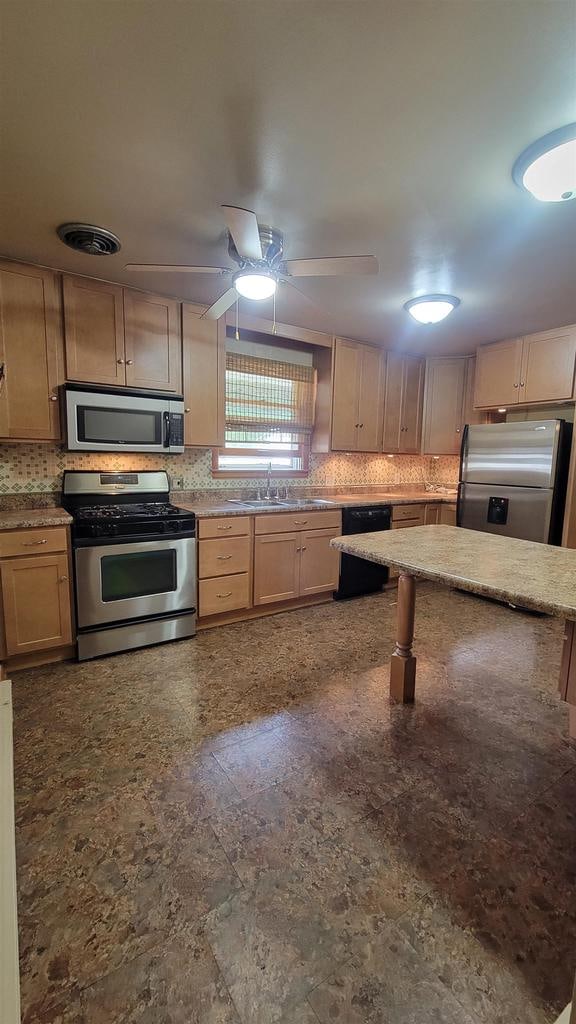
[0,443,459,495]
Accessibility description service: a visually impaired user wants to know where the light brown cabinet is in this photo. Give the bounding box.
[474,327,576,408]
[197,516,252,618]
[63,275,182,392]
[382,354,424,453]
[424,503,442,525]
[330,337,383,452]
[0,259,63,440]
[440,503,457,526]
[0,527,73,659]
[421,357,467,454]
[253,524,340,605]
[123,289,181,392]
[182,304,225,447]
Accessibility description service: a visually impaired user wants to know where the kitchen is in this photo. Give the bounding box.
[1,2,576,1023]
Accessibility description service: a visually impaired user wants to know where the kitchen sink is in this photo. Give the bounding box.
[227,497,335,510]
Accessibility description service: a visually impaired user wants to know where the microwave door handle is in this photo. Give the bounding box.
[163,411,171,448]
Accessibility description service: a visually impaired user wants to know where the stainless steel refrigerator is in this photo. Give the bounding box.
[457,420,572,544]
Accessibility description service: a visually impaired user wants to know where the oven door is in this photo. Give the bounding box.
[75,537,196,628]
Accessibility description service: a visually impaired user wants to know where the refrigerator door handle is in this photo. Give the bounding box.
[456,481,464,527]
[456,424,469,528]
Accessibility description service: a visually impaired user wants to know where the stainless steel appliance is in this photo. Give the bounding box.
[64,384,185,453]
[334,505,392,599]
[63,471,196,660]
[458,420,571,543]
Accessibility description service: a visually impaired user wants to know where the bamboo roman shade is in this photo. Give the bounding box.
[225,352,316,445]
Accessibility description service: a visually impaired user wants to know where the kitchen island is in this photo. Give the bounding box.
[331,524,576,738]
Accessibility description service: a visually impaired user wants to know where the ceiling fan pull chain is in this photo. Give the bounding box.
[273,289,277,334]
[235,295,240,341]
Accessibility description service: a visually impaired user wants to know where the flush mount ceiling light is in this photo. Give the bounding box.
[512,123,576,202]
[404,294,460,324]
[233,269,277,300]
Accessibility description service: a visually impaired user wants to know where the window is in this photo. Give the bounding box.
[214,350,316,476]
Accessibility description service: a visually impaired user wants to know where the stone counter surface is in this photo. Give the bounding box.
[0,508,72,531]
[331,524,576,619]
[175,490,457,518]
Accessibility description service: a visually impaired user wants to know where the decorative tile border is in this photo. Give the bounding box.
[0,444,459,495]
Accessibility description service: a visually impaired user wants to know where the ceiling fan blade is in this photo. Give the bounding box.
[221,205,262,261]
[125,264,229,274]
[202,287,238,320]
[280,255,379,277]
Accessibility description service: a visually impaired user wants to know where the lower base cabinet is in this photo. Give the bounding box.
[254,527,341,605]
[0,529,73,660]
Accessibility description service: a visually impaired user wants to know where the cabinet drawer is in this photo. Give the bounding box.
[0,526,68,558]
[391,504,425,523]
[391,518,424,530]
[254,510,342,535]
[199,536,251,579]
[198,516,251,539]
[199,573,250,616]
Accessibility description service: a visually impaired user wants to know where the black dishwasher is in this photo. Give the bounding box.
[334,505,392,599]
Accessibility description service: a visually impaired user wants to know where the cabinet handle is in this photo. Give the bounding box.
[0,362,5,396]
[293,519,308,524]
[217,591,232,598]
[217,555,232,561]
[513,382,519,388]
[126,360,134,365]
[301,546,307,551]
[358,423,364,428]
[22,539,48,546]
[456,427,461,433]
[59,575,69,582]
[217,525,233,531]
[520,381,525,387]
[185,407,191,413]
[117,358,125,365]
[50,394,58,402]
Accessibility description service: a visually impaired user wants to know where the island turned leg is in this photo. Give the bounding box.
[390,572,417,703]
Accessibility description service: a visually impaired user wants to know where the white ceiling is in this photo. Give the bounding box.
[1,0,575,355]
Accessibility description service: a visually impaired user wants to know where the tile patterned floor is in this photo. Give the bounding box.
[12,583,576,1023]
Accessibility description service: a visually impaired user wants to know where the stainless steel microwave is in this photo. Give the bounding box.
[64,385,185,453]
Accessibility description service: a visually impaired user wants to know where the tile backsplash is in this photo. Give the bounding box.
[0,443,459,495]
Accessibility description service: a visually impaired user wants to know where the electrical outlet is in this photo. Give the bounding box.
[171,476,184,490]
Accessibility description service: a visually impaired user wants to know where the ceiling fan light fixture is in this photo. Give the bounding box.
[512,124,576,202]
[404,294,460,324]
[234,270,277,301]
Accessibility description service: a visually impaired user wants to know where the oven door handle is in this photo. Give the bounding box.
[163,411,171,449]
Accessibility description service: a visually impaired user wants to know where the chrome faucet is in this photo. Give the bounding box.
[264,462,273,500]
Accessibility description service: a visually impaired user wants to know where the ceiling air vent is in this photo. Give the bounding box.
[57,223,121,256]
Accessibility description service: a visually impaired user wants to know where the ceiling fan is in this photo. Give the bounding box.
[125,205,378,319]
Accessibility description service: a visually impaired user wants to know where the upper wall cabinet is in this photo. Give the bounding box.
[421,357,468,455]
[182,304,225,447]
[474,326,576,408]
[382,353,424,453]
[0,259,63,441]
[330,337,383,452]
[63,276,182,393]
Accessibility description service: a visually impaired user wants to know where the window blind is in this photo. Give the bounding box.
[225,352,316,446]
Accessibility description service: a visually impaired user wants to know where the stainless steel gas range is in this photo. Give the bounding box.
[62,471,196,660]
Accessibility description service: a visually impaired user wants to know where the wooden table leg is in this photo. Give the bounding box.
[390,572,416,703]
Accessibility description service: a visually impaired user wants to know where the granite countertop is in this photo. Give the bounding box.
[175,490,458,518]
[0,508,73,531]
[331,524,576,619]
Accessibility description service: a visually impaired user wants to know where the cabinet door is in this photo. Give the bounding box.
[462,356,485,427]
[63,275,125,386]
[440,503,457,526]
[424,504,442,525]
[124,290,182,392]
[382,352,404,452]
[253,533,300,605]
[0,260,63,440]
[421,357,467,454]
[0,553,72,656]
[299,528,341,596]
[331,338,361,451]
[520,326,576,404]
[473,338,523,408]
[182,305,225,446]
[400,356,424,453]
[357,344,383,452]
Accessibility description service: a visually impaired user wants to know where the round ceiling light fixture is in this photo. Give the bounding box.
[512,123,576,202]
[233,270,277,300]
[404,294,460,324]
